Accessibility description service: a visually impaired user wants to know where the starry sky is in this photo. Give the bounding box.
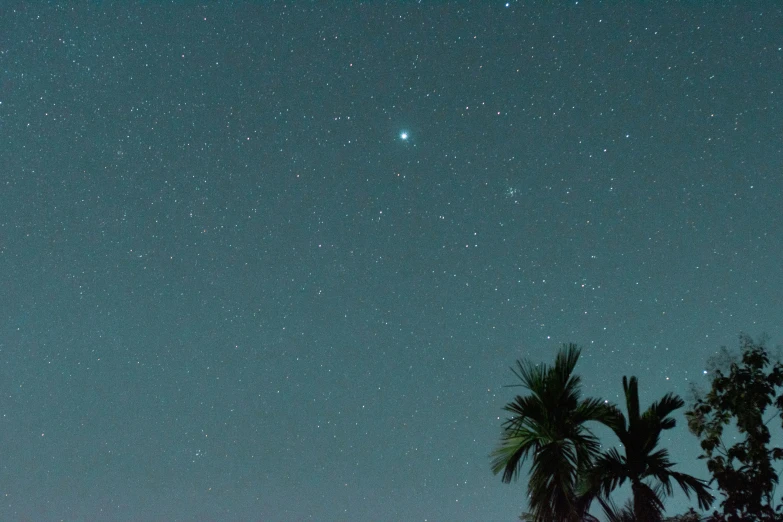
[1,3,782,521]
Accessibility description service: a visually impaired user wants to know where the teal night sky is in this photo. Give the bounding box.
[1,3,782,521]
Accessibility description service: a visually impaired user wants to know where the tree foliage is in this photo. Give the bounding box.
[491,343,617,521]
[685,334,783,521]
[579,376,713,522]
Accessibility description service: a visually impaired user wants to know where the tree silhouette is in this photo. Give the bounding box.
[686,334,783,521]
[579,376,713,522]
[491,343,616,521]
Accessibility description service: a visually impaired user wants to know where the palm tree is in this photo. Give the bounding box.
[491,343,618,521]
[579,376,714,522]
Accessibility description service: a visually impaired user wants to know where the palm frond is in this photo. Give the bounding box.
[491,428,541,482]
[646,392,684,421]
[573,397,621,425]
[555,343,582,382]
[580,447,630,499]
[510,358,547,393]
[666,470,714,511]
[572,430,602,472]
[502,395,547,430]
[597,495,636,522]
[644,447,674,471]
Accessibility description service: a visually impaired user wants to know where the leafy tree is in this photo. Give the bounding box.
[686,334,783,521]
[491,343,617,521]
[579,376,714,522]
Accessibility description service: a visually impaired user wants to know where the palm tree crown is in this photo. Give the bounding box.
[580,376,714,522]
[491,343,617,521]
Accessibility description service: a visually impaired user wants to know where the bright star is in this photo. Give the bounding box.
[400,132,408,140]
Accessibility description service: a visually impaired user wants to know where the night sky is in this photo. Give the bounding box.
[2,3,782,521]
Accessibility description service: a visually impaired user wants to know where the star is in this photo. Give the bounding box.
[400,131,409,140]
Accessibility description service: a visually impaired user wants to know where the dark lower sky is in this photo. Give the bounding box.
[1,3,782,521]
